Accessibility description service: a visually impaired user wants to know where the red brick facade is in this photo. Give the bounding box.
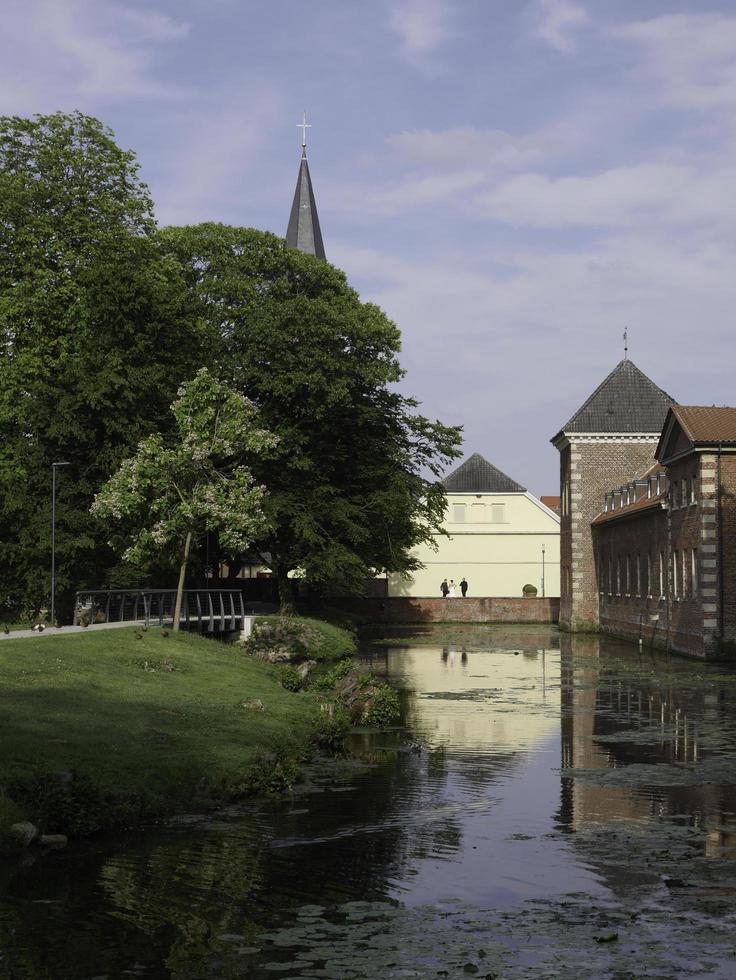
[591,416,736,658]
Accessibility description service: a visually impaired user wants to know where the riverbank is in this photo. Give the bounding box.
[0,619,358,851]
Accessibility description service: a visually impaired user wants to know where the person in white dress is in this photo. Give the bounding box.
[448,579,457,597]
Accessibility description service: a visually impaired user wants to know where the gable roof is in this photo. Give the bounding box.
[286,148,326,260]
[657,404,736,461]
[443,453,526,493]
[552,359,674,442]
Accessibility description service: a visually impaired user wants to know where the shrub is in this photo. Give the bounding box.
[312,706,351,753]
[243,752,302,795]
[364,683,401,727]
[312,658,355,692]
[278,664,303,692]
[8,771,112,836]
[243,616,356,663]
[522,584,538,596]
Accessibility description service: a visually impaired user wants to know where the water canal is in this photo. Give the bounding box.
[3,625,736,978]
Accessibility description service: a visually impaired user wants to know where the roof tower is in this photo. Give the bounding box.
[443,453,527,493]
[286,112,326,260]
[552,359,674,443]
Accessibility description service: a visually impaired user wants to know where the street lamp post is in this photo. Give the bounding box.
[51,462,71,626]
[541,543,546,598]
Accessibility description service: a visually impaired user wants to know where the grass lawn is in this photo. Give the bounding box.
[0,629,321,834]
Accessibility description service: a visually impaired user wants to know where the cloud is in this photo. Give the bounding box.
[154,88,284,227]
[388,0,452,62]
[331,224,736,491]
[479,162,736,230]
[613,13,736,110]
[387,125,559,171]
[0,0,189,112]
[532,0,589,53]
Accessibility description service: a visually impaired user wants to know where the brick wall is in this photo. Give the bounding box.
[591,451,736,659]
[331,596,559,624]
[561,437,659,630]
[717,456,736,639]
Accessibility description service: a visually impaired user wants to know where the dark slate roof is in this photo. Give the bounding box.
[553,359,674,439]
[443,453,526,493]
[286,148,326,260]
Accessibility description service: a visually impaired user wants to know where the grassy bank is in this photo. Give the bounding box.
[0,624,345,847]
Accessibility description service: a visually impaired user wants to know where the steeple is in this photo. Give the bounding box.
[286,112,326,260]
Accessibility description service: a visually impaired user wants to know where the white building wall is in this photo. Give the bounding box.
[388,492,560,598]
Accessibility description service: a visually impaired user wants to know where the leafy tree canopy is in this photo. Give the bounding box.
[158,224,462,608]
[92,369,276,628]
[0,111,203,617]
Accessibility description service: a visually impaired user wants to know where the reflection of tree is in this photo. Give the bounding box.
[99,834,264,976]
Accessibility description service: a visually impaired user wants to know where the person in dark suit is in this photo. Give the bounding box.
[441,578,449,597]
[460,577,468,597]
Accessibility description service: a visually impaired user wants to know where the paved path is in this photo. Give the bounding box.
[1,621,151,641]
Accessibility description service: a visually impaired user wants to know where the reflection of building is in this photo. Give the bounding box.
[390,637,560,752]
[558,633,728,833]
[389,453,560,598]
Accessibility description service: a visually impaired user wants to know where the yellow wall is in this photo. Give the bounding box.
[388,492,560,598]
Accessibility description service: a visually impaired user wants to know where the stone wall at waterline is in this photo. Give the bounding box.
[332,596,559,624]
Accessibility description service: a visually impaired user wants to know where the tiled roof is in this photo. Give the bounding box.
[286,148,326,260]
[540,495,560,512]
[443,453,526,493]
[671,405,736,444]
[592,493,666,526]
[553,359,674,439]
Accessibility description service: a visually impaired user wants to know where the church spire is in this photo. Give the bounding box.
[286,112,326,260]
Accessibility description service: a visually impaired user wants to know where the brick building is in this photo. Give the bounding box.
[550,359,674,631]
[592,406,736,658]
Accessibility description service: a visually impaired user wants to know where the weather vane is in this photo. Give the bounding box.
[297,110,311,149]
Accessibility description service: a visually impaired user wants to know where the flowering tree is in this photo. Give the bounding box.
[92,369,277,630]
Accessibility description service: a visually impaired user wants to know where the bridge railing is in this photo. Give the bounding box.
[73,589,246,633]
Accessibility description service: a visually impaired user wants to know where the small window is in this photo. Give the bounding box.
[471,503,485,522]
[659,552,665,597]
[690,478,696,505]
[491,503,505,523]
[681,481,687,508]
[616,557,621,595]
[646,553,652,597]
[673,550,679,598]
[636,554,641,597]
[671,481,678,508]
[692,549,698,595]
[452,504,466,522]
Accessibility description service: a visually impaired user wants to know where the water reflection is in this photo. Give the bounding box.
[4,626,736,977]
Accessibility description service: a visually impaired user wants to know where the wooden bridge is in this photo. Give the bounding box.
[73,589,248,634]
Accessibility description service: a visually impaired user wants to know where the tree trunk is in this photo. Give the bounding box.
[173,531,192,632]
[275,562,296,616]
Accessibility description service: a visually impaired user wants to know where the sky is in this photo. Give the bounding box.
[2,0,736,495]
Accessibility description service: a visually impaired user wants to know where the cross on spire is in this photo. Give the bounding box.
[297,110,311,148]
[623,327,628,360]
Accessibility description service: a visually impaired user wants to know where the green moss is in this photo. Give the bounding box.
[570,620,602,634]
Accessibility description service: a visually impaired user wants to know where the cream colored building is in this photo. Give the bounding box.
[388,453,560,598]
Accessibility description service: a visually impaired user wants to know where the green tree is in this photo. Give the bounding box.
[0,111,203,618]
[158,224,462,611]
[92,369,276,630]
